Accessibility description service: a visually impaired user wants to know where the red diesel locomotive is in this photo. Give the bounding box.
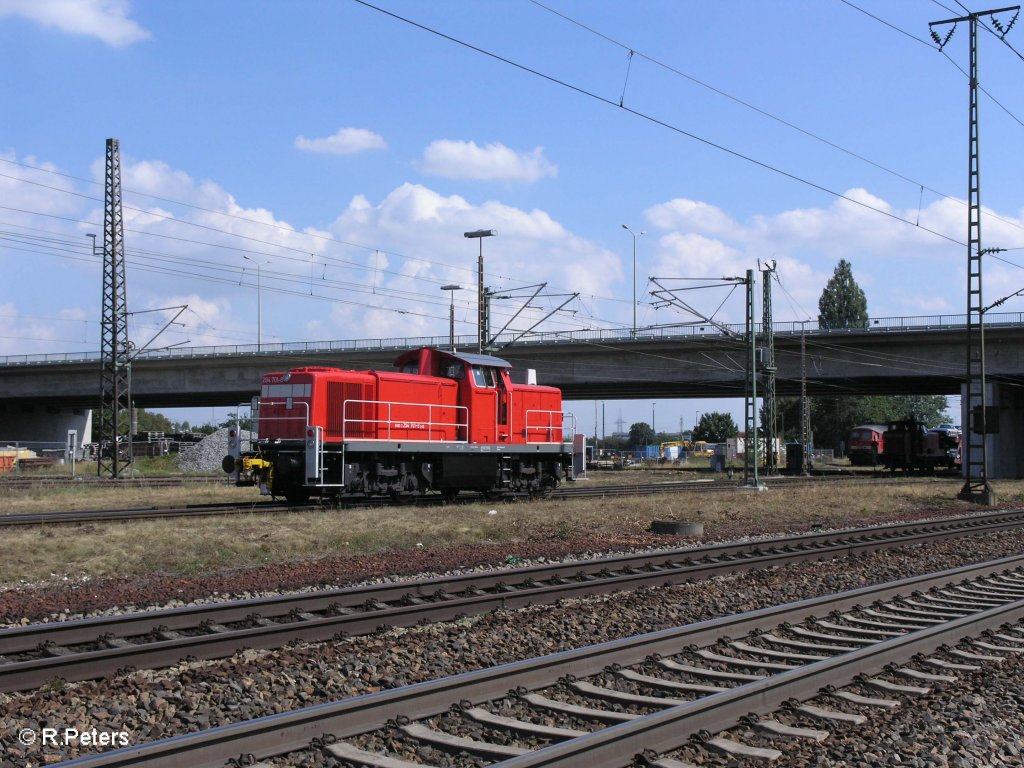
[846,424,886,466]
[224,347,574,503]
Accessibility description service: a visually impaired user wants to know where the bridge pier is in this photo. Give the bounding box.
[0,404,92,454]
[962,382,1024,480]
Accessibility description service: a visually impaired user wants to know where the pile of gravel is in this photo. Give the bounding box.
[174,427,254,473]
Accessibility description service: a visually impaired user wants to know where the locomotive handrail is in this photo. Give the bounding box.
[341,399,469,443]
[524,409,575,444]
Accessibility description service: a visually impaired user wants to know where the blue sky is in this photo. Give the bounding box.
[2,0,1022,435]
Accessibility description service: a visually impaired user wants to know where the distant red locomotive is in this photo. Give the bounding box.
[225,347,574,502]
[846,424,886,466]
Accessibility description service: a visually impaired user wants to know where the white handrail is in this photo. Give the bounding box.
[342,398,469,443]
[524,409,575,444]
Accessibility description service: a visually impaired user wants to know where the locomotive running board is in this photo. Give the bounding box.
[339,440,570,455]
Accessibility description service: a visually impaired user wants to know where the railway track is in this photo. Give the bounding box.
[0,474,228,490]
[0,472,957,527]
[55,554,1024,767]
[0,500,296,527]
[3,508,1022,694]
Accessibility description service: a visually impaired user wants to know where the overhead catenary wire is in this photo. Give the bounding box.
[0,208,605,341]
[352,0,974,252]
[0,171,627,337]
[531,0,1024,229]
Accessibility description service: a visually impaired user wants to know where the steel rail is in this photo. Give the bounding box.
[0,500,298,526]
[4,509,1023,693]
[0,475,228,489]
[554,473,958,498]
[53,555,1024,768]
[500,596,1024,768]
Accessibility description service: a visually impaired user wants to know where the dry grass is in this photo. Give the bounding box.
[0,481,258,515]
[2,474,1023,587]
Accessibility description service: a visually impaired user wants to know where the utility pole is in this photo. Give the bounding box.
[97,138,133,478]
[760,260,778,475]
[930,5,1018,505]
[800,321,810,475]
[742,269,761,488]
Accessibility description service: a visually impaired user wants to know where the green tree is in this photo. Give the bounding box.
[812,396,870,452]
[818,259,868,330]
[628,422,655,448]
[693,411,739,443]
[810,394,950,452]
[856,395,949,428]
[133,408,174,433]
[772,397,801,442]
[601,435,630,451]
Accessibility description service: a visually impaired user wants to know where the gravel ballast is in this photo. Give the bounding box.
[3,529,1024,766]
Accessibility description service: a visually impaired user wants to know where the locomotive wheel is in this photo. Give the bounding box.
[440,488,459,503]
[283,485,310,505]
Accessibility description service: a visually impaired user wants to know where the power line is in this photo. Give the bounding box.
[353,0,972,251]
[844,0,1024,130]
[529,0,1024,230]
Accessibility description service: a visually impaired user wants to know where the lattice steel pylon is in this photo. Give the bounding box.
[97,138,133,478]
[930,6,1018,505]
[760,261,778,474]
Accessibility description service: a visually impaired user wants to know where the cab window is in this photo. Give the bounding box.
[400,362,419,374]
[471,365,496,388]
[443,361,465,380]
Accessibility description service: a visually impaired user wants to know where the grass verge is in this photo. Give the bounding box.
[1,475,1021,587]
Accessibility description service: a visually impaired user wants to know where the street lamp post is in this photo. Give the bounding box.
[622,224,646,335]
[242,255,267,351]
[464,229,497,353]
[440,284,462,351]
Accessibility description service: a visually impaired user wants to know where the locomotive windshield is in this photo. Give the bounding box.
[471,366,497,388]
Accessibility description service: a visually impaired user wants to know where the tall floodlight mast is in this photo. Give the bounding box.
[464,229,496,354]
[930,6,1018,505]
[98,138,133,478]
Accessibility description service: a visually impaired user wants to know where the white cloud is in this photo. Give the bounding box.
[0,0,150,46]
[646,199,739,239]
[638,187,1024,322]
[294,128,387,155]
[418,140,558,183]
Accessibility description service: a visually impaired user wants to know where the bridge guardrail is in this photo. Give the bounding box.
[1,312,1021,367]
